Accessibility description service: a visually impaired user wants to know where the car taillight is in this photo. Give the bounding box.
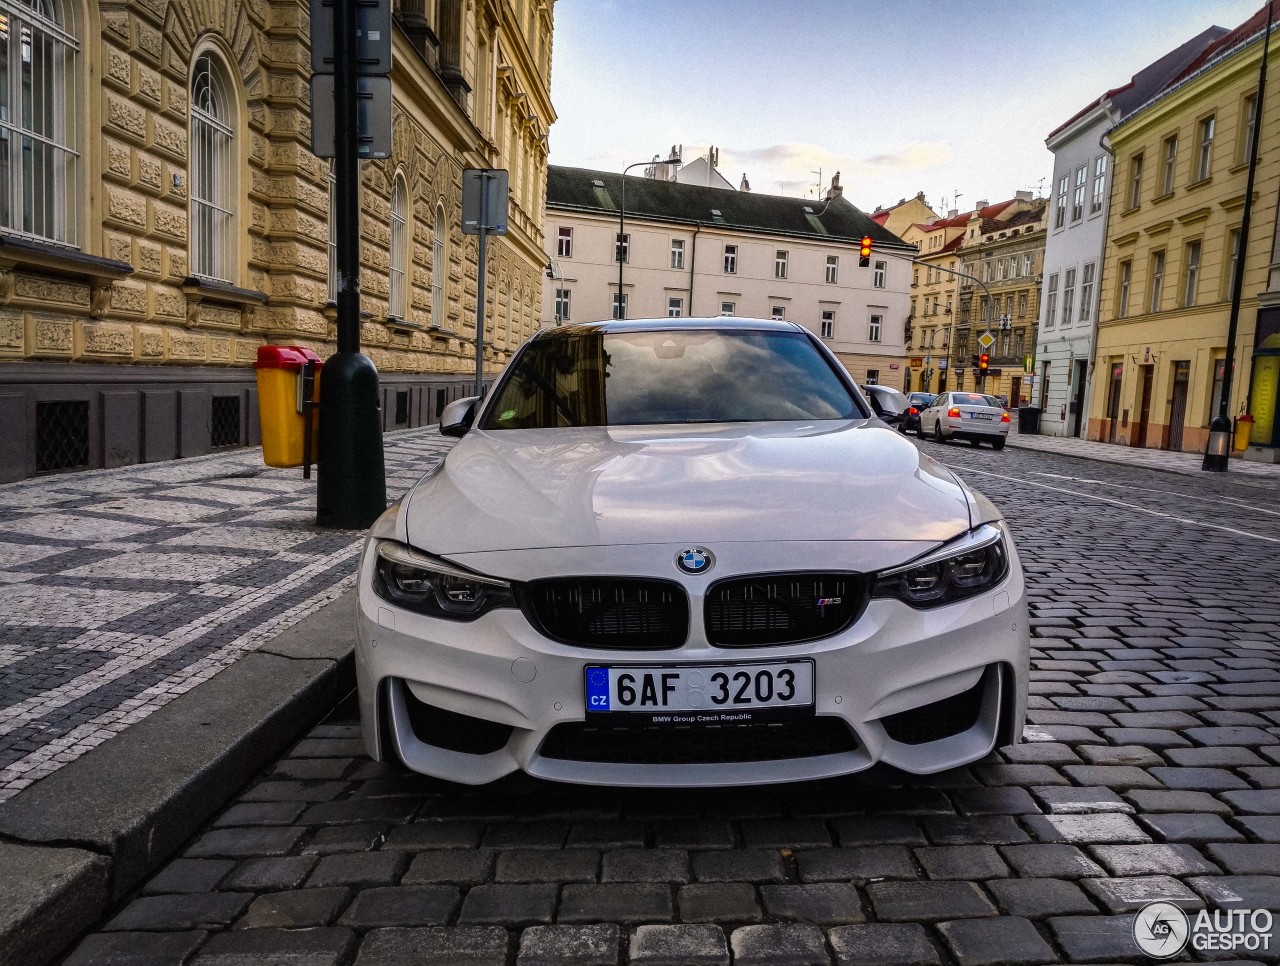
[947,407,961,417]
[1000,412,1011,423]
[908,407,919,415]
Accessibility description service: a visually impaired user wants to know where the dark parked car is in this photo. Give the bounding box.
[901,392,935,433]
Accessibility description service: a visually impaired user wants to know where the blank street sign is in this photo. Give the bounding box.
[310,75,392,159]
[461,169,510,235]
[310,0,392,75]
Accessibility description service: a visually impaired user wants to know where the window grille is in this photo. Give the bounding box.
[0,0,80,246]
[210,395,241,447]
[35,399,88,471]
[431,206,444,328]
[389,173,408,318]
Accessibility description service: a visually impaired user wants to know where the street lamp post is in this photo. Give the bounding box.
[617,151,680,317]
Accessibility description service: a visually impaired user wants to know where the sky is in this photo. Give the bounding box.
[546,0,1263,215]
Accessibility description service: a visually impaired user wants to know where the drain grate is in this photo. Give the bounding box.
[211,395,242,448]
[36,400,90,472]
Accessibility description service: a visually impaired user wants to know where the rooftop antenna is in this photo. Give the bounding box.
[811,168,822,199]
[954,189,963,211]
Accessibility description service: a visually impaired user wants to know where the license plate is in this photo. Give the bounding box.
[969,412,993,420]
[584,661,815,725]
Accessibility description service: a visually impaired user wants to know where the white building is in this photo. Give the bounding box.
[542,166,914,385]
[1038,26,1230,436]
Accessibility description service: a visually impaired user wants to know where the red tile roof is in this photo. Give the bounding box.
[1164,0,1277,89]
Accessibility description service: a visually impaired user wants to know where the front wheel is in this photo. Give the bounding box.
[916,421,927,440]
[993,438,1006,451]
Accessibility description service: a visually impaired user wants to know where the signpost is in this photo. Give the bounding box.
[461,169,509,398]
[310,0,391,528]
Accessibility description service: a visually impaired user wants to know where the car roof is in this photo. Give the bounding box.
[532,317,806,340]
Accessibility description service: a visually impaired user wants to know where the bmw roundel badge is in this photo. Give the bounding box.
[676,547,715,575]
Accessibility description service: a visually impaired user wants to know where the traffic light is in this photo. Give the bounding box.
[979,353,990,372]
[859,236,872,268]
[971,355,981,370]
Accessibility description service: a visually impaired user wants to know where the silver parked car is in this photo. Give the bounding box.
[355,318,1029,787]
[919,391,1011,449]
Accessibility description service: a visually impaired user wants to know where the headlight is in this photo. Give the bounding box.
[372,541,515,620]
[873,524,1009,608]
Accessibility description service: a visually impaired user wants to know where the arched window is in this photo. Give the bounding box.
[0,0,79,245]
[190,51,236,281]
[389,172,408,319]
[431,205,444,328]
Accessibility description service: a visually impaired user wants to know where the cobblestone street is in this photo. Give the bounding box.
[57,437,1280,965]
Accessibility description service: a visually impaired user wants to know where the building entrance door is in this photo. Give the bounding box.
[1107,362,1123,443]
[1168,361,1190,451]
[1010,376,1022,406]
[1136,365,1154,447]
[1070,360,1088,437]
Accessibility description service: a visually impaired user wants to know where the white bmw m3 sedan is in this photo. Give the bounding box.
[355,318,1028,787]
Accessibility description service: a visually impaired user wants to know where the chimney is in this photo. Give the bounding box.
[947,209,958,218]
[825,170,843,201]
[974,200,988,210]
[1014,190,1032,201]
[739,173,751,192]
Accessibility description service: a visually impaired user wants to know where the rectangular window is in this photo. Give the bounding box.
[825,255,838,284]
[1150,250,1165,312]
[556,226,573,258]
[1014,329,1024,358]
[1129,152,1144,209]
[1197,115,1215,181]
[1241,92,1258,164]
[611,292,627,320]
[866,369,879,385]
[1080,262,1095,322]
[771,305,785,321]
[1045,273,1058,329]
[1118,260,1132,318]
[614,232,629,263]
[1055,175,1068,228]
[1072,164,1086,221]
[1062,268,1076,327]
[1183,240,1201,307]
[1024,253,1033,276]
[554,287,571,322]
[868,315,882,343]
[667,296,683,317]
[1018,292,1027,317]
[873,260,886,288]
[1211,358,1226,418]
[821,310,834,339]
[670,239,685,269]
[719,301,735,315]
[1161,135,1178,196]
[1226,227,1241,299]
[775,250,788,279]
[723,245,737,274]
[1091,155,1107,214]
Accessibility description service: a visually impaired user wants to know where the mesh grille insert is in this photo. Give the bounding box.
[211,395,242,448]
[881,674,986,745]
[706,572,869,647]
[519,578,689,650]
[540,716,858,765]
[36,400,90,472]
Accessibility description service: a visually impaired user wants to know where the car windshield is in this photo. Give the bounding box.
[482,327,861,429]
[909,393,934,405]
[951,393,995,407]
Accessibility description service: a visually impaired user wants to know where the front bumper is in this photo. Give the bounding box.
[355,536,1029,787]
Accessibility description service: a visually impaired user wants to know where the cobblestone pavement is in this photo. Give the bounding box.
[0,430,454,802]
[64,439,1280,965]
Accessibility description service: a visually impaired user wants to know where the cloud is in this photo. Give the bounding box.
[720,140,954,188]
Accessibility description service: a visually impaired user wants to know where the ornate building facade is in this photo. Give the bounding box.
[0,0,554,482]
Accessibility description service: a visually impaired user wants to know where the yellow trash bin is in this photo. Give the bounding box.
[255,345,322,467]
[1235,413,1254,452]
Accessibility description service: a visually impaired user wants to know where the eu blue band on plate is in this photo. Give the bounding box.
[585,667,611,710]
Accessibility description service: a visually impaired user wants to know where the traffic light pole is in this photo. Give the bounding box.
[315,0,387,528]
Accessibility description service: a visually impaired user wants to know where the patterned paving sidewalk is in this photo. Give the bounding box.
[0,428,454,803]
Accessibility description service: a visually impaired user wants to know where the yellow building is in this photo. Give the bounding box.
[870,192,937,239]
[901,215,964,394]
[0,0,554,482]
[1091,4,1276,452]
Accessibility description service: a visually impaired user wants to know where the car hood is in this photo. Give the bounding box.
[404,421,975,554]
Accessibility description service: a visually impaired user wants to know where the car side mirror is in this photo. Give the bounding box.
[440,396,480,437]
[865,394,885,416]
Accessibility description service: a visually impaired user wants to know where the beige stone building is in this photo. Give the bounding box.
[1091,4,1278,455]
[0,0,554,482]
